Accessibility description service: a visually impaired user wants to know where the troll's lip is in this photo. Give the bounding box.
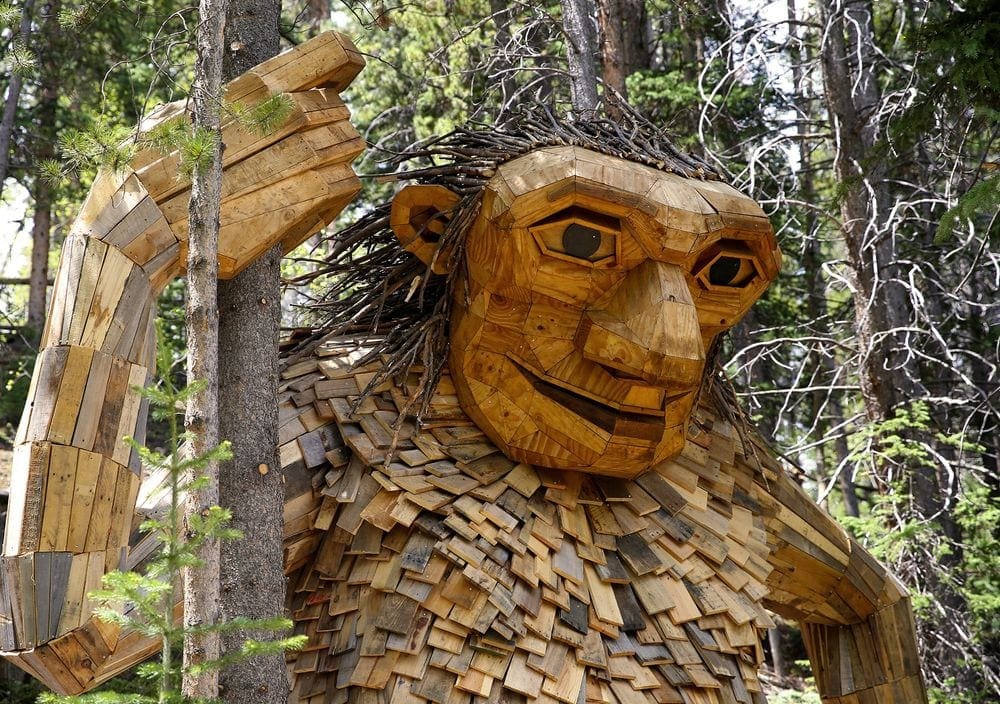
[510,359,666,439]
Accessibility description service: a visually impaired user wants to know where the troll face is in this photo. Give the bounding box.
[393,146,780,478]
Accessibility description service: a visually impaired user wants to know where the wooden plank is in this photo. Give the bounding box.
[552,540,585,585]
[540,654,585,704]
[47,345,95,444]
[616,533,662,576]
[79,552,106,638]
[40,444,78,551]
[411,666,456,704]
[637,471,687,516]
[71,171,144,241]
[584,563,624,626]
[68,449,104,552]
[19,554,36,649]
[1,557,26,648]
[42,235,85,351]
[80,247,134,349]
[0,559,15,650]
[32,641,86,694]
[24,347,70,443]
[45,632,95,691]
[46,552,72,642]
[67,240,108,344]
[101,267,153,357]
[84,458,121,552]
[111,364,148,465]
[4,441,50,553]
[92,358,130,457]
[71,350,114,450]
[56,553,90,634]
[119,211,177,267]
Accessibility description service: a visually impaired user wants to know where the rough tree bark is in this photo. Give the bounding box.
[596,0,626,107]
[819,0,949,519]
[26,1,59,336]
[786,0,859,517]
[217,2,286,703]
[0,0,35,199]
[27,177,50,334]
[818,0,974,688]
[559,0,599,114]
[619,0,649,75]
[183,0,227,697]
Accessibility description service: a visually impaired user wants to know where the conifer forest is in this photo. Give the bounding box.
[0,1,997,703]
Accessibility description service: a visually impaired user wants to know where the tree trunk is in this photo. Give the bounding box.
[27,177,50,335]
[183,0,227,697]
[26,2,59,337]
[787,0,859,518]
[767,627,784,679]
[0,0,36,199]
[619,0,649,74]
[595,0,626,108]
[560,0,599,114]
[818,0,975,689]
[218,3,287,703]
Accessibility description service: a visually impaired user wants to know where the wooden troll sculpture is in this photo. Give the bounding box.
[2,35,926,704]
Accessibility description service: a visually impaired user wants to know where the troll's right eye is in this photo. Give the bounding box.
[530,207,619,266]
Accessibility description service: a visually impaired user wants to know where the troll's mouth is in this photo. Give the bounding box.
[510,359,667,440]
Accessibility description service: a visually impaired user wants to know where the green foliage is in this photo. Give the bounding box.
[953,480,1000,640]
[42,324,306,704]
[912,0,1000,116]
[174,125,219,180]
[0,329,36,444]
[39,695,154,704]
[229,94,295,138]
[626,69,702,145]
[839,402,1000,701]
[935,174,999,243]
[56,4,97,30]
[841,403,941,561]
[41,121,139,184]
[8,42,36,75]
[37,673,158,703]
[143,118,190,157]
[768,690,820,704]
[43,92,295,186]
[0,677,44,704]
[0,1,19,25]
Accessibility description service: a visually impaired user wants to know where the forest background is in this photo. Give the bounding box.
[0,0,997,702]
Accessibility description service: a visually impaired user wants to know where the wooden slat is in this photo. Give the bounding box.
[4,442,50,554]
[39,445,78,551]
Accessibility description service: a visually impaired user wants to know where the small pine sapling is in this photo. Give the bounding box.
[40,326,306,704]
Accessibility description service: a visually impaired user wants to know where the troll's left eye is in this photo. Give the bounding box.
[708,255,756,286]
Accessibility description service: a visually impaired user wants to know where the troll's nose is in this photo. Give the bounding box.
[575,260,705,386]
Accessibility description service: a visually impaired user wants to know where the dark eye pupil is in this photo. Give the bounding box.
[709,256,743,285]
[563,223,601,259]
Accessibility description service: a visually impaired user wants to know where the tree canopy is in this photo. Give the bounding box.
[1,1,997,702]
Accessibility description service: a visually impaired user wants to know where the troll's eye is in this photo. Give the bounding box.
[708,255,756,286]
[561,223,615,261]
[530,207,619,266]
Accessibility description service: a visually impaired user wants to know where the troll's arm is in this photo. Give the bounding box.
[1,32,364,694]
[761,462,927,703]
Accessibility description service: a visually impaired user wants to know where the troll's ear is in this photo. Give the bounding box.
[390,184,461,274]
